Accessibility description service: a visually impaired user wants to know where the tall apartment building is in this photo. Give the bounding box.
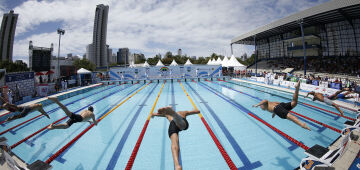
[87,4,109,67]
[0,10,18,61]
[116,48,129,65]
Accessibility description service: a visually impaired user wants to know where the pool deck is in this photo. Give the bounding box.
[231,78,360,113]
[0,83,102,118]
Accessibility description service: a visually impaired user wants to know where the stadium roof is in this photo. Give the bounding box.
[231,0,360,45]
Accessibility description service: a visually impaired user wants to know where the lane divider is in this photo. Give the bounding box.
[178,80,237,170]
[196,80,309,151]
[0,84,121,136]
[105,83,159,170]
[125,81,166,170]
[185,82,262,169]
[211,80,343,133]
[45,82,152,164]
[10,83,137,149]
[223,79,355,121]
[0,83,105,120]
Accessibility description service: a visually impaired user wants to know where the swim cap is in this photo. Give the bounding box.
[88,106,94,112]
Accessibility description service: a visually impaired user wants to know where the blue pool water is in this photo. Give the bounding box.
[0,80,355,170]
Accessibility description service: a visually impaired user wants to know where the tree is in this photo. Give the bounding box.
[164,51,173,58]
[134,53,146,64]
[73,58,96,71]
[0,60,29,73]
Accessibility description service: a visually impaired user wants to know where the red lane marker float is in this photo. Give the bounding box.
[248,112,309,150]
[126,81,166,170]
[289,111,341,133]
[46,82,150,164]
[0,112,11,119]
[214,79,343,134]
[10,83,128,149]
[0,83,117,134]
[302,103,355,121]
[10,117,67,149]
[219,79,356,121]
[183,80,237,170]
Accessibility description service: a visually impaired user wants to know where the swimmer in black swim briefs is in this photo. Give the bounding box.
[47,96,97,130]
[253,80,311,131]
[0,96,50,122]
[152,106,199,170]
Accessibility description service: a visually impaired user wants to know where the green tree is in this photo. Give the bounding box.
[134,53,146,64]
[73,58,96,71]
[0,60,29,73]
[164,51,173,58]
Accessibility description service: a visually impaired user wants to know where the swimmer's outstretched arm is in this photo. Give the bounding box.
[253,100,268,107]
[183,109,200,116]
[305,91,314,98]
[89,114,97,125]
[151,112,165,118]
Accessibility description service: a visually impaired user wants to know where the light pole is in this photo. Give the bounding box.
[57,28,65,78]
[297,19,307,76]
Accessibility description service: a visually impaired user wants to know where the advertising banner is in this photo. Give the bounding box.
[38,85,48,97]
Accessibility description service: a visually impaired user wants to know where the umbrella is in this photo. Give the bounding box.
[35,72,44,76]
[45,70,54,75]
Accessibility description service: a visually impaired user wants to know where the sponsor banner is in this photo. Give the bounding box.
[257,77,265,82]
[273,79,280,85]
[38,85,48,97]
[110,65,221,80]
[5,72,34,82]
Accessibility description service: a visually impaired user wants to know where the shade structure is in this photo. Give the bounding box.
[45,70,54,75]
[77,68,92,74]
[222,56,229,67]
[143,61,150,67]
[207,59,212,65]
[170,59,178,66]
[156,60,164,66]
[184,59,193,65]
[215,57,222,65]
[227,55,246,70]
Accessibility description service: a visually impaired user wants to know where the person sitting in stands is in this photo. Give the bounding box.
[47,96,97,130]
[253,80,311,131]
[0,96,49,121]
[151,106,200,170]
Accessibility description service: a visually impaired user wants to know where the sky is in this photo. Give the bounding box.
[0,0,330,64]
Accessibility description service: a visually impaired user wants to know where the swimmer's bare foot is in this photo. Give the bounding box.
[47,123,54,130]
[295,80,301,90]
[42,112,50,119]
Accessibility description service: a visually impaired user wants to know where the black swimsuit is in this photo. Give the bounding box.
[168,118,189,138]
[273,102,293,119]
[66,113,83,127]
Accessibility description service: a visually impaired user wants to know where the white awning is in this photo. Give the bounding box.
[184,59,193,65]
[170,60,178,66]
[77,68,91,74]
[156,60,164,66]
[143,61,150,67]
[227,55,246,70]
[215,57,222,65]
[222,56,229,67]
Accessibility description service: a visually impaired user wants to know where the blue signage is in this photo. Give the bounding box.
[5,72,34,82]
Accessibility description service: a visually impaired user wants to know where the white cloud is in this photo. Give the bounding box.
[11,0,329,63]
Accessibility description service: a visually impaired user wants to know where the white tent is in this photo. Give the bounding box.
[222,56,229,67]
[170,60,178,66]
[215,57,222,65]
[209,59,215,65]
[207,59,212,65]
[184,59,193,65]
[77,68,91,74]
[156,60,164,66]
[227,55,246,70]
[143,61,150,67]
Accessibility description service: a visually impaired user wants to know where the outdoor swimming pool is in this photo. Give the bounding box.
[0,79,355,170]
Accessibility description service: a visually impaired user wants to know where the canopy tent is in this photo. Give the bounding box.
[227,55,246,70]
[77,68,92,74]
[215,57,222,65]
[143,61,150,67]
[35,72,44,76]
[222,56,229,67]
[170,59,178,66]
[45,70,54,75]
[207,59,212,65]
[156,60,164,66]
[184,59,193,65]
